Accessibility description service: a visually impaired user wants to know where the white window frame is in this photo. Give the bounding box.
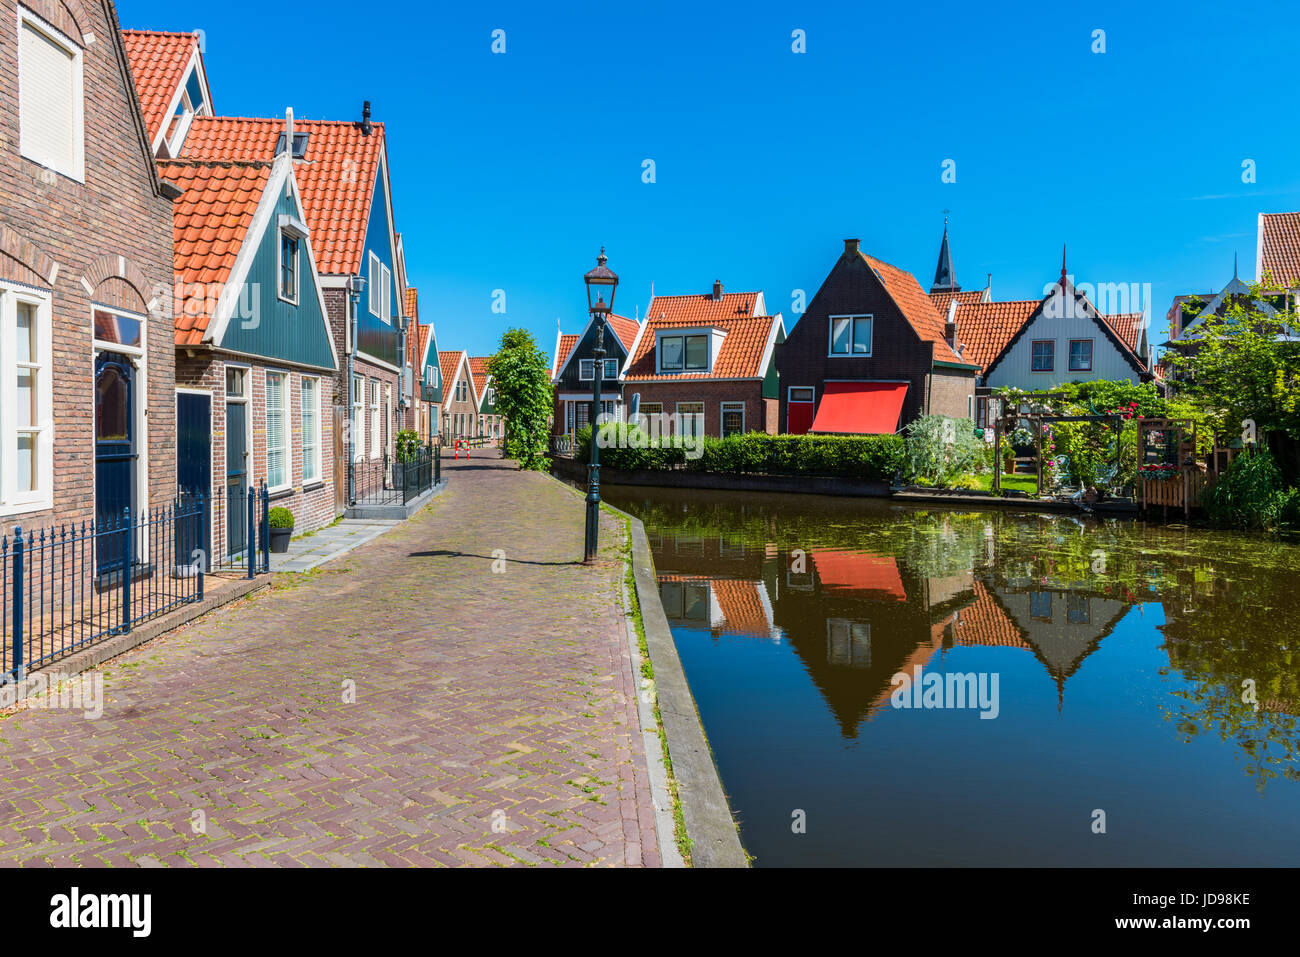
[351,373,365,462]
[720,401,746,438]
[579,358,594,381]
[829,314,872,356]
[369,380,381,459]
[0,284,54,515]
[301,375,321,484]
[277,228,300,305]
[385,383,393,458]
[1068,337,1093,373]
[17,8,85,182]
[265,370,290,492]
[368,252,381,317]
[368,252,392,324]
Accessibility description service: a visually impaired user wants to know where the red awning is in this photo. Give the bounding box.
[809,381,907,434]
[811,550,907,602]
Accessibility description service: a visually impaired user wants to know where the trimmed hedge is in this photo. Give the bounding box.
[575,425,904,481]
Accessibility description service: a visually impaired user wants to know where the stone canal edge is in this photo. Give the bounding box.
[571,483,748,867]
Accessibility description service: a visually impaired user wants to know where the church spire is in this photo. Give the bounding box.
[930,213,960,293]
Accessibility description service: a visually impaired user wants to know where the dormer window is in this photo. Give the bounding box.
[659,334,709,372]
[163,65,210,158]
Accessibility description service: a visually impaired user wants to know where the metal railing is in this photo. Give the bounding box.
[552,435,574,457]
[352,446,436,507]
[207,481,271,576]
[2,497,211,684]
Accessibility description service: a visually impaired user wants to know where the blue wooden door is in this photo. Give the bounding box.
[177,392,211,569]
[226,400,248,557]
[95,353,136,575]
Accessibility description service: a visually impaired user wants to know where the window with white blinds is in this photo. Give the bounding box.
[351,374,365,462]
[369,381,380,458]
[301,377,320,483]
[19,15,83,180]
[266,372,289,489]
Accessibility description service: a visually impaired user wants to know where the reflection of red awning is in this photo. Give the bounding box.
[812,550,906,601]
[809,381,907,434]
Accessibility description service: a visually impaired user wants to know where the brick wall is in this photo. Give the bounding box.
[177,352,336,558]
[0,0,174,528]
[928,367,977,421]
[623,380,770,438]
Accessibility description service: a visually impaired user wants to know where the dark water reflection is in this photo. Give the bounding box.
[603,485,1300,867]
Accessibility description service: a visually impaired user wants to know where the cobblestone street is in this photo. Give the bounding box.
[0,451,660,867]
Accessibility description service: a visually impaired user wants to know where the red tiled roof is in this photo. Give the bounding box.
[468,356,492,399]
[121,30,201,145]
[644,291,760,326]
[159,159,272,345]
[710,579,773,636]
[606,314,641,353]
[624,314,778,381]
[928,289,982,317]
[181,115,385,275]
[953,299,1039,372]
[439,350,466,392]
[416,323,432,368]
[553,334,579,378]
[861,253,966,364]
[1259,211,1300,288]
[952,581,1029,649]
[1101,312,1143,355]
[405,287,418,323]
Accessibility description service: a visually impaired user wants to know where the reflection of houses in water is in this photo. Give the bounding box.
[658,575,778,640]
[965,579,1133,710]
[645,528,1138,736]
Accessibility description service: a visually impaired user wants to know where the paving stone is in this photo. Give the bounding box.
[0,451,658,868]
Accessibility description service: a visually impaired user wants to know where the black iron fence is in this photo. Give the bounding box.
[2,497,206,684]
[353,446,436,507]
[206,482,271,576]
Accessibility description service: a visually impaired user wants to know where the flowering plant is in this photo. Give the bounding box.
[1137,463,1179,480]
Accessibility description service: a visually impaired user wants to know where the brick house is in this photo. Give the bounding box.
[775,239,979,435]
[174,107,409,514]
[621,283,784,438]
[468,356,501,441]
[0,1,176,537]
[439,350,477,439]
[550,313,640,439]
[158,148,338,559]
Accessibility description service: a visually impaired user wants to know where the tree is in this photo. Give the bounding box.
[486,328,554,470]
[1165,284,1300,442]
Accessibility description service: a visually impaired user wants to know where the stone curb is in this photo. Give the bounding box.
[1,576,270,708]
[544,466,748,866]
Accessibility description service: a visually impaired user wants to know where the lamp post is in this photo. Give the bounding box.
[346,273,366,506]
[583,247,618,564]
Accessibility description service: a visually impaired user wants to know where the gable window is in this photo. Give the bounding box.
[164,67,210,156]
[265,371,289,490]
[660,334,709,372]
[1,286,53,513]
[1068,338,1093,372]
[721,402,746,438]
[605,358,619,379]
[301,376,320,483]
[368,252,391,323]
[1030,591,1053,621]
[1031,340,1055,372]
[275,131,310,159]
[18,13,84,181]
[829,315,872,356]
[579,358,594,380]
[279,231,299,303]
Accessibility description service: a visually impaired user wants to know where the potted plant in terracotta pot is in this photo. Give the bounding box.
[268,506,295,553]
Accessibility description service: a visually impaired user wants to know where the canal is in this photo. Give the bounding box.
[604,485,1300,867]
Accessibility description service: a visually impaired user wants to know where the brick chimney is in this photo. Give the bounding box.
[712,280,723,301]
[844,238,860,256]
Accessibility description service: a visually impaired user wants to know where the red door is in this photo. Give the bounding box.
[787,387,816,434]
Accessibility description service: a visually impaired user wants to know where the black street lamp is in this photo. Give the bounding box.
[583,247,618,563]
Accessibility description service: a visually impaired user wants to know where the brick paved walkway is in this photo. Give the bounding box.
[0,451,660,867]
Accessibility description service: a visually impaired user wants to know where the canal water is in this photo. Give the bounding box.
[603,485,1300,867]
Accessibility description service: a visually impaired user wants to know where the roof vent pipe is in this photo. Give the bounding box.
[361,101,373,136]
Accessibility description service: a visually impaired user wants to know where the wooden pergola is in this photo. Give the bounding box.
[988,396,1122,495]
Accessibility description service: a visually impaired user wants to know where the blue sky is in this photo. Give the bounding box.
[118,0,1300,356]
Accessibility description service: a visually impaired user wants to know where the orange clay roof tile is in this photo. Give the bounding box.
[121,30,201,145]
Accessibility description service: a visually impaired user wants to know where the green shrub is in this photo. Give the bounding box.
[395,428,421,463]
[902,414,988,486]
[574,425,903,480]
[268,506,295,529]
[1203,448,1284,529]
